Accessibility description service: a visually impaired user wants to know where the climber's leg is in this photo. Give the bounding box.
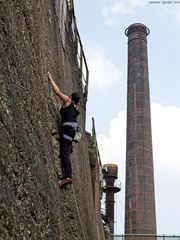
[58,178,72,188]
[59,136,73,179]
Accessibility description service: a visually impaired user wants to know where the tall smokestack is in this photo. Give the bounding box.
[125,23,156,236]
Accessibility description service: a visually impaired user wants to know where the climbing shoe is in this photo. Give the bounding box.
[58,178,72,188]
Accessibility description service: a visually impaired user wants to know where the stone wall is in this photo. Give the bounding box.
[0,1,105,239]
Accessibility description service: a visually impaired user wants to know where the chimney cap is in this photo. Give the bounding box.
[125,23,150,36]
[103,164,118,179]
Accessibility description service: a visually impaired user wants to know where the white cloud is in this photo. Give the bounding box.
[102,0,145,26]
[97,103,180,234]
[151,103,180,234]
[86,45,122,91]
[150,3,180,25]
[97,110,126,167]
[163,6,180,24]
[102,0,180,27]
[152,103,180,173]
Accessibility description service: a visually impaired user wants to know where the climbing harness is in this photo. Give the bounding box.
[61,122,78,128]
[62,134,73,141]
[61,122,82,142]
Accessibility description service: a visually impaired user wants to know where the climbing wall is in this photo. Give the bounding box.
[0,0,105,239]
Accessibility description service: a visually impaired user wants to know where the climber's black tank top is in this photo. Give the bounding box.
[60,102,79,137]
[60,102,79,123]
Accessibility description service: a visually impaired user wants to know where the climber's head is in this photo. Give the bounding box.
[71,92,81,104]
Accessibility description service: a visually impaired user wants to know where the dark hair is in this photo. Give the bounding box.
[71,92,81,104]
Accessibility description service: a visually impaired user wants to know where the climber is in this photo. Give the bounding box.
[48,71,81,188]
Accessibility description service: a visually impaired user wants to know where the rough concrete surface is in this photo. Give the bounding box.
[0,1,105,239]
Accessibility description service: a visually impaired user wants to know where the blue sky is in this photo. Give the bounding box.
[75,0,180,235]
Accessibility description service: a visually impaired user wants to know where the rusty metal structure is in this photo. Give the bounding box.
[124,23,156,237]
[103,164,121,235]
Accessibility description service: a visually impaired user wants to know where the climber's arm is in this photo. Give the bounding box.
[48,72,71,106]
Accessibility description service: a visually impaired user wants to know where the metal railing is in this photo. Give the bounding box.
[67,0,89,97]
[103,179,122,192]
[75,28,89,96]
[55,0,89,101]
[110,235,180,240]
